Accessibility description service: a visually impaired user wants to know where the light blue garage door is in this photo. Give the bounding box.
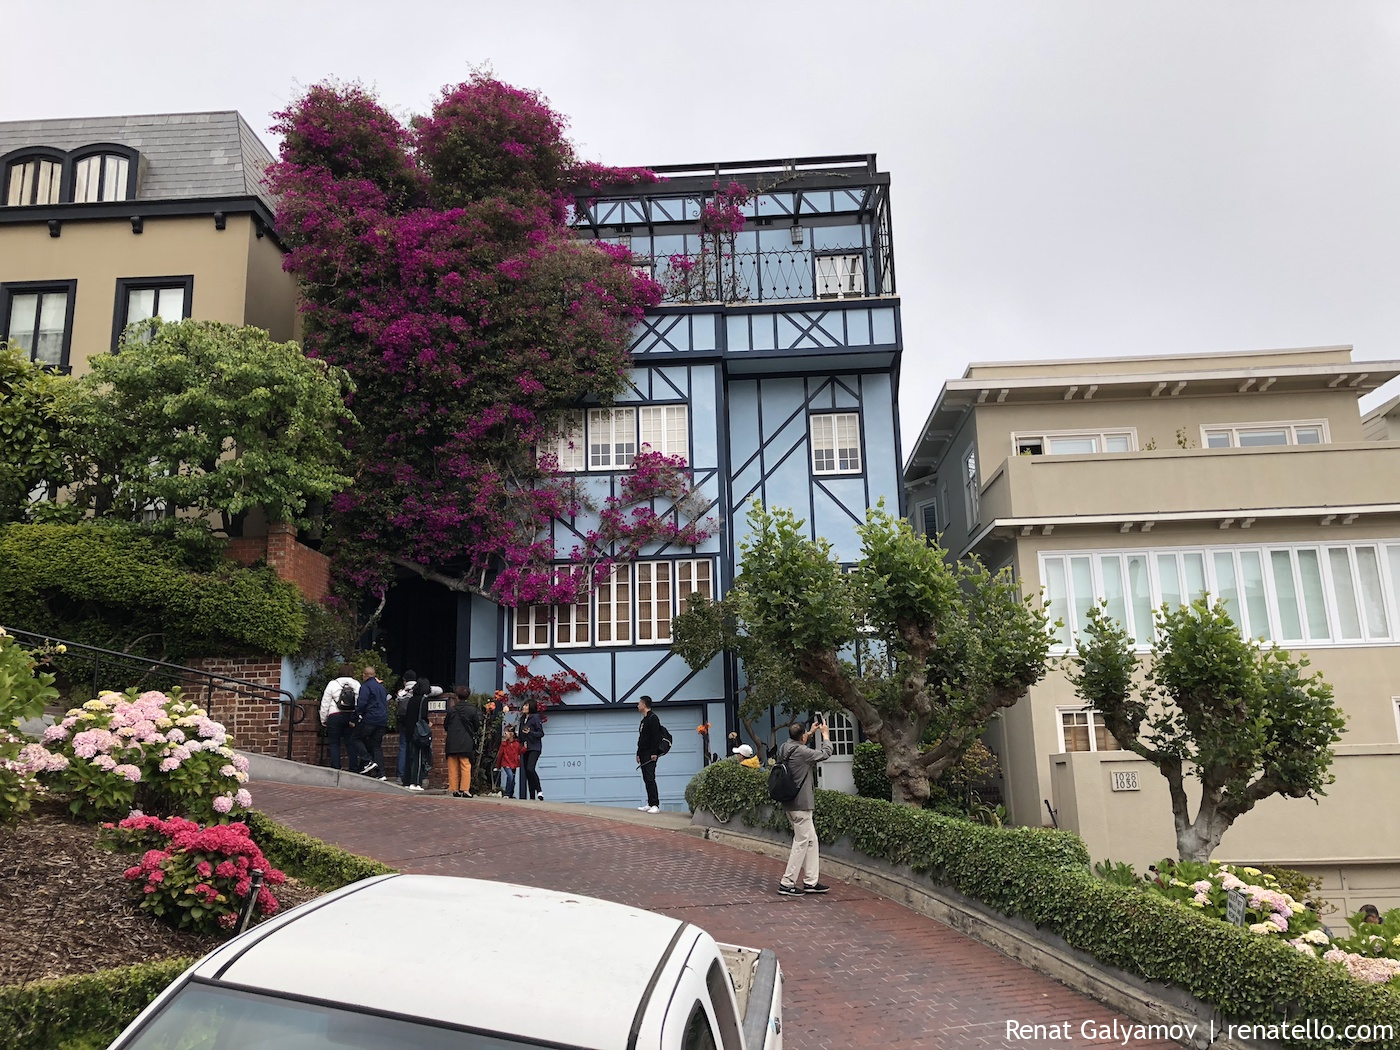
[535,706,705,811]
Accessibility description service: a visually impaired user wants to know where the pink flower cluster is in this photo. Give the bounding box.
[1321,949,1400,984]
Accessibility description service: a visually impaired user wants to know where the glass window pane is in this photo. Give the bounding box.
[35,292,67,366]
[7,293,37,352]
[1093,715,1119,752]
[1388,546,1400,620]
[1183,553,1207,603]
[1355,546,1389,639]
[1156,554,1181,610]
[1043,557,1069,647]
[106,156,129,201]
[1296,549,1330,641]
[1099,555,1127,630]
[73,156,99,202]
[1212,551,1241,627]
[1205,430,1232,448]
[1061,711,1090,752]
[155,287,185,322]
[1047,436,1098,455]
[1126,555,1153,645]
[1238,428,1289,447]
[1069,556,1094,641]
[1294,427,1322,445]
[36,160,60,205]
[1105,434,1131,452]
[1239,550,1271,640]
[1271,550,1303,640]
[1328,548,1362,640]
[126,288,156,325]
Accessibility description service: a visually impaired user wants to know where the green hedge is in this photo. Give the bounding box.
[0,523,307,658]
[0,813,396,1049]
[688,762,1400,1048]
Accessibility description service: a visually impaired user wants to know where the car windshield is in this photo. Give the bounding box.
[119,983,574,1050]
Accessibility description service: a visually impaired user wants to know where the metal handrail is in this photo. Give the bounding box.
[6,627,307,761]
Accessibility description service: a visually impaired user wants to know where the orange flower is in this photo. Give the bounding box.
[696,722,711,734]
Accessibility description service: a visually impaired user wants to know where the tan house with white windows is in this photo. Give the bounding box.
[905,346,1400,911]
[0,111,297,374]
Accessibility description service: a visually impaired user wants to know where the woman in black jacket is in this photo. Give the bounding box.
[402,679,433,791]
[444,687,482,798]
[517,699,546,801]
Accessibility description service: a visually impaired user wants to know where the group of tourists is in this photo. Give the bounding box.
[317,665,545,798]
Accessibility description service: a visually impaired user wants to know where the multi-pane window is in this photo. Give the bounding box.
[640,405,688,457]
[636,562,673,643]
[1058,708,1120,753]
[2,284,71,366]
[1042,540,1400,650]
[814,253,865,298]
[810,413,861,475]
[1202,421,1327,448]
[964,450,979,528]
[588,407,637,469]
[4,157,61,206]
[539,410,586,472]
[676,559,713,613]
[117,280,190,346]
[595,564,632,645]
[553,570,591,648]
[513,604,549,649]
[1015,430,1135,455]
[72,153,130,203]
[825,711,858,757]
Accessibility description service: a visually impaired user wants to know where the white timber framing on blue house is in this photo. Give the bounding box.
[455,156,906,808]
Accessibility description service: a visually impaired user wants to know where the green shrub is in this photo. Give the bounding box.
[0,523,306,659]
[244,810,396,889]
[0,628,60,821]
[852,739,1000,814]
[687,762,1400,1045]
[0,957,193,1050]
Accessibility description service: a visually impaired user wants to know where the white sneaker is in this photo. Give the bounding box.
[646,806,661,814]
[637,805,651,811]
[407,784,424,791]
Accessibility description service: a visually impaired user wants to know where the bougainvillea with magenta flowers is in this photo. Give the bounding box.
[102,813,286,935]
[268,76,711,607]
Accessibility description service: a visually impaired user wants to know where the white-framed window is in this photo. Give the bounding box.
[636,561,674,643]
[964,449,979,528]
[810,412,862,475]
[72,153,130,203]
[825,711,858,757]
[814,253,866,298]
[553,568,591,647]
[539,410,586,473]
[588,407,637,470]
[640,404,688,458]
[513,604,549,649]
[1201,420,1329,448]
[1057,707,1120,753]
[676,558,713,613]
[1014,429,1136,455]
[4,157,61,206]
[1041,539,1400,651]
[595,564,632,644]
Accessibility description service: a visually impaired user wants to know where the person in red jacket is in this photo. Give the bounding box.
[495,725,523,799]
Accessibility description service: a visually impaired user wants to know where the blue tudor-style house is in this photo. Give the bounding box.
[438,156,905,808]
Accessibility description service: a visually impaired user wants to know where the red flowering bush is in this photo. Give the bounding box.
[268,75,712,609]
[102,813,286,936]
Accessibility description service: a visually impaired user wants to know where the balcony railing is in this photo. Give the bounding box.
[647,247,875,305]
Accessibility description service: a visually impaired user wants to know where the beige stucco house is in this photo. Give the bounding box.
[905,346,1400,913]
[0,111,296,376]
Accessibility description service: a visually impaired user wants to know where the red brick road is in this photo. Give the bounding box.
[253,783,1177,1050]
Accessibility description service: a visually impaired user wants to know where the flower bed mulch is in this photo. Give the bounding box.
[0,806,321,986]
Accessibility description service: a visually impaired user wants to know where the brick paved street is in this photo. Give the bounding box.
[253,783,1178,1049]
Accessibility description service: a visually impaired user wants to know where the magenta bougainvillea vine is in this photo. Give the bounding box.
[268,76,713,606]
[664,180,752,303]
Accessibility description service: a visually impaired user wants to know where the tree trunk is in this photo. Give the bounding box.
[1173,791,1233,862]
[875,719,930,807]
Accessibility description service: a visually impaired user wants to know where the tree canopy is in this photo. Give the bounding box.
[673,502,1051,805]
[268,76,706,606]
[1069,599,1345,861]
[0,343,67,525]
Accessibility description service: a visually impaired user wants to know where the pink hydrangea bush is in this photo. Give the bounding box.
[0,626,62,821]
[23,689,251,821]
[102,813,286,935]
[1147,859,1326,939]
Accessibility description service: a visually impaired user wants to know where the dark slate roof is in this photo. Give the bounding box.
[0,111,277,208]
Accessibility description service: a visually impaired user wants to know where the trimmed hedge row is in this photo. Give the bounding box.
[0,813,397,1050]
[688,762,1400,1049]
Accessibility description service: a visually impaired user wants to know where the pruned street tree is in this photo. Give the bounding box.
[0,342,68,525]
[1068,599,1345,862]
[673,502,1051,805]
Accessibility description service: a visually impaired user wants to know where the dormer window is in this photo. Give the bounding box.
[5,156,62,206]
[72,153,131,203]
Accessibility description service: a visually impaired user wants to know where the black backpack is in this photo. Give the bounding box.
[656,723,673,757]
[335,681,358,713]
[767,748,801,804]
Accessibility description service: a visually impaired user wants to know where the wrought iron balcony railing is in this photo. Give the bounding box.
[647,247,881,305]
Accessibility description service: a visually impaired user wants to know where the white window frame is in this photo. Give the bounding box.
[964,449,979,529]
[635,561,674,644]
[588,407,637,470]
[1199,419,1330,449]
[1012,428,1137,456]
[809,412,862,476]
[814,253,866,299]
[639,404,689,459]
[1041,539,1400,653]
[513,604,549,649]
[1056,706,1120,753]
[825,711,858,756]
[1393,697,1400,743]
[539,410,586,473]
[595,563,632,645]
[676,558,714,614]
[553,568,591,648]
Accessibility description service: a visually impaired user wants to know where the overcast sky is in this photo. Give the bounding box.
[5,1,1399,438]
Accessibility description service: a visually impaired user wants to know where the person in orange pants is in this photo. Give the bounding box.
[444,687,482,798]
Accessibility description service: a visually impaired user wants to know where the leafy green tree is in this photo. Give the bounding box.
[673,502,1050,805]
[0,342,68,524]
[64,320,355,535]
[1068,600,1345,862]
